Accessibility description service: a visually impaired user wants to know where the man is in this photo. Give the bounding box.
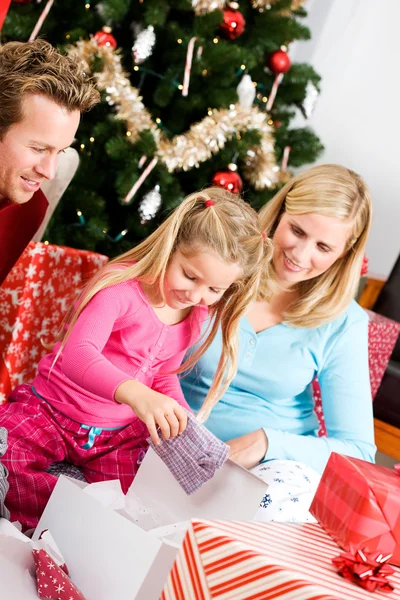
[0,39,99,520]
[0,38,100,285]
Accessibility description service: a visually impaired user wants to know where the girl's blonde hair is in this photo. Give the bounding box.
[56,187,272,421]
[258,164,372,328]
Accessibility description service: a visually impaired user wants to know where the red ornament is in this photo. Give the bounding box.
[212,168,243,194]
[267,49,291,75]
[220,9,246,40]
[94,27,117,49]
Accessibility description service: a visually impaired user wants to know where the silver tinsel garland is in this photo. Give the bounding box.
[68,39,279,189]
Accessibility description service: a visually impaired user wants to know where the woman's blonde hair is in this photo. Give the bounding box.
[56,187,272,421]
[258,164,372,328]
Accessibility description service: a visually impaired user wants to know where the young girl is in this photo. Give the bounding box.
[0,187,271,530]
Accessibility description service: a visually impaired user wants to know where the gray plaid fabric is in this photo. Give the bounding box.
[0,427,10,520]
[148,412,229,495]
[46,461,87,482]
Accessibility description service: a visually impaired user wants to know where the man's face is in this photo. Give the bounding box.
[0,93,80,204]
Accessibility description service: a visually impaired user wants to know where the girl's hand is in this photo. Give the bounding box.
[131,390,188,445]
[114,379,188,446]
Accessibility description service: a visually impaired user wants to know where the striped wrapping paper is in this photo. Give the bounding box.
[160,520,400,600]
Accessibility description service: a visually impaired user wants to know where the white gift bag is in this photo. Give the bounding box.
[34,449,267,600]
[0,518,71,600]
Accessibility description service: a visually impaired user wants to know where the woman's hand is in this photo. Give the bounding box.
[226,429,268,470]
[114,380,188,445]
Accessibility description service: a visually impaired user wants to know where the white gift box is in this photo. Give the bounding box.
[33,448,267,600]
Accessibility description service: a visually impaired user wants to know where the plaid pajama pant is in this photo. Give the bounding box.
[0,384,149,531]
[0,427,10,520]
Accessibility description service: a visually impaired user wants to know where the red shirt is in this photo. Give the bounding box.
[0,189,48,286]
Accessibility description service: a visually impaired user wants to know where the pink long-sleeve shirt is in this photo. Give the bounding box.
[32,279,208,427]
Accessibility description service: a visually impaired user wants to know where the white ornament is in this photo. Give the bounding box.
[132,25,156,64]
[139,185,162,223]
[236,74,256,108]
[302,80,319,119]
[95,3,105,18]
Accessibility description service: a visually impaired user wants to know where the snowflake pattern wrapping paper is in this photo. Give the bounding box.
[0,242,108,402]
[33,549,86,600]
[251,459,320,523]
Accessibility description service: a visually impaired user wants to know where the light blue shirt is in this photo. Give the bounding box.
[181,301,376,473]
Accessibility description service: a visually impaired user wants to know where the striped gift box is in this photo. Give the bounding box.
[160,520,400,600]
[310,453,400,566]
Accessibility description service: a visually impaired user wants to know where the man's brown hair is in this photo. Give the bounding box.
[0,38,100,139]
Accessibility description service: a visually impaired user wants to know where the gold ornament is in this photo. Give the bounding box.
[251,0,306,13]
[191,0,225,15]
[68,38,279,189]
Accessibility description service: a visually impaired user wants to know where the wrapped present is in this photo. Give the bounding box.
[161,519,400,599]
[366,309,400,398]
[312,309,400,437]
[0,519,85,600]
[0,241,108,402]
[310,452,400,567]
[33,549,86,600]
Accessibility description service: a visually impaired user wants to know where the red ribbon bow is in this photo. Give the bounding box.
[332,548,395,593]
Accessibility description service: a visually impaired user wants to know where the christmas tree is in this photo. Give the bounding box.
[3,0,323,257]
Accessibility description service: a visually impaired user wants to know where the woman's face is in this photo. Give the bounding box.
[272,212,354,285]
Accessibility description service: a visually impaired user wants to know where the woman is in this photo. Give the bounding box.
[181,165,375,519]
